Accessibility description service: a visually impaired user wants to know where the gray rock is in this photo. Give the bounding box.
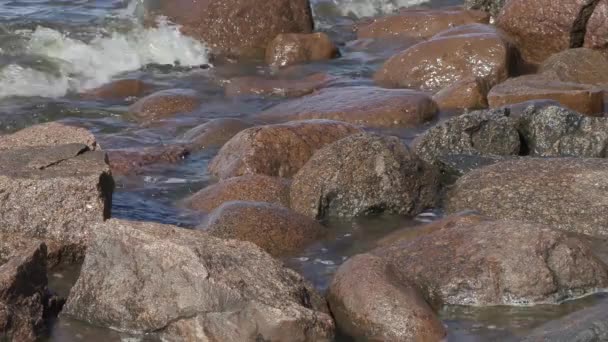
[63,219,334,341]
[0,122,98,151]
[446,157,608,237]
[413,108,521,166]
[0,144,113,262]
[291,133,440,219]
[464,0,506,18]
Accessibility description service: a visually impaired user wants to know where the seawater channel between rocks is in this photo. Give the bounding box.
[1,0,608,341]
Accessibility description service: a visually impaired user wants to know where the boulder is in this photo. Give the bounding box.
[150,0,314,58]
[259,86,438,128]
[464,0,506,18]
[487,74,604,116]
[413,108,520,166]
[290,133,439,219]
[183,175,291,213]
[265,33,339,68]
[0,144,113,261]
[180,118,252,151]
[225,73,333,97]
[83,79,151,100]
[584,0,608,52]
[496,0,600,64]
[374,24,513,91]
[106,145,189,175]
[208,120,362,179]
[129,89,201,123]
[446,157,608,237]
[433,77,490,110]
[356,7,489,40]
[62,219,334,341]
[203,201,325,256]
[0,122,98,151]
[328,253,447,342]
[377,214,608,306]
[539,48,608,86]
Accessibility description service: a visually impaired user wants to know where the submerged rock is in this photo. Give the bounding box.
[183,175,291,213]
[208,120,362,179]
[180,118,253,151]
[446,157,608,237]
[106,145,190,175]
[265,33,339,68]
[83,79,151,100]
[203,201,325,257]
[63,219,334,341]
[0,122,98,151]
[129,89,201,123]
[225,73,334,98]
[291,133,439,219]
[433,77,490,111]
[259,86,438,128]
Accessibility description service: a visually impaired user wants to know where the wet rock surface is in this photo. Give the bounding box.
[225,73,334,97]
[0,144,113,262]
[291,133,439,219]
[208,120,362,179]
[259,86,438,128]
[63,219,334,341]
[433,77,490,110]
[0,122,98,151]
[106,145,189,175]
[151,0,314,58]
[265,33,339,68]
[447,157,608,237]
[375,24,514,91]
[180,118,253,151]
[183,174,291,213]
[356,7,489,40]
[203,201,325,257]
[129,89,201,123]
[539,48,608,86]
[83,79,151,100]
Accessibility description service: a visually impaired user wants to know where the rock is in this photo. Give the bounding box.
[584,0,608,52]
[180,118,252,151]
[518,105,608,157]
[357,7,489,40]
[63,219,334,341]
[327,253,447,342]
[435,154,510,180]
[446,157,608,237]
[129,89,201,123]
[106,145,190,175]
[259,86,438,128]
[203,201,325,257]
[539,48,608,86]
[496,0,600,64]
[377,214,608,306]
[290,133,440,219]
[208,120,362,179]
[464,0,506,18]
[83,79,151,100]
[183,175,291,213]
[265,33,339,68]
[413,108,520,166]
[151,0,314,58]
[0,144,113,262]
[433,77,490,110]
[522,300,608,342]
[0,235,54,342]
[374,24,513,91]
[0,122,98,151]
[225,73,334,97]
[487,74,604,116]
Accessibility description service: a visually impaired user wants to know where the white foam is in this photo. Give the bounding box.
[0,16,209,98]
[325,0,429,18]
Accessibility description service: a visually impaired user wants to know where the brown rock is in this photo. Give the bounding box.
[496,0,599,64]
[208,120,362,179]
[374,24,513,91]
[265,33,339,68]
[225,73,334,97]
[290,133,440,219]
[150,0,314,58]
[83,79,151,100]
[446,157,608,237]
[357,7,489,40]
[0,122,98,151]
[539,48,608,86]
[129,89,201,123]
[377,214,608,306]
[203,201,325,256]
[328,253,446,342]
[180,118,252,151]
[259,86,438,128]
[183,175,291,212]
[106,145,189,175]
[584,0,608,52]
[433,77,490,110]
[487,74,604,116]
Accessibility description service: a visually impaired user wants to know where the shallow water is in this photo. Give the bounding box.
[2,0,606,341]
